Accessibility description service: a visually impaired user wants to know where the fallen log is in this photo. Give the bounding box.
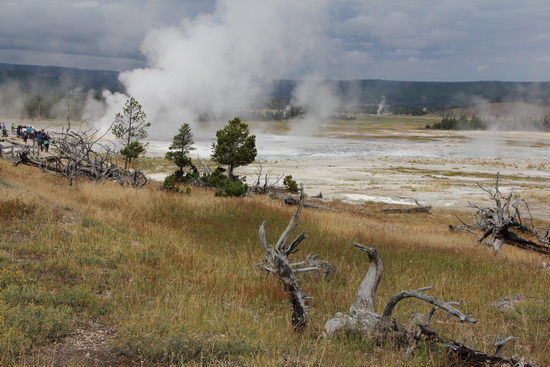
[383,200,432,214]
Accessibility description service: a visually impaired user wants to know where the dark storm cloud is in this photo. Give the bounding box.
[0,0,215,70]
[1,0,549,80]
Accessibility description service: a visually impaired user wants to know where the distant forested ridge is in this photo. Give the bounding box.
[0,63,125,120]
[271,79,550,112]
[1,63,550,121]
[0,63,125,95]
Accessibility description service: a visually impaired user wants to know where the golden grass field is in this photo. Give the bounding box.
[0,151,549,366]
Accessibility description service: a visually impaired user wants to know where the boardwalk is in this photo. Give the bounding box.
[0,137,55,160]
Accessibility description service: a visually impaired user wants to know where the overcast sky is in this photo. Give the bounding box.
[1,0,549,82]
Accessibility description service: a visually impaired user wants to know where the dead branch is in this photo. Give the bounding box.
[382,288,477,323]
[494,336,518,357]
[251,163,285,194]
[13,122,148,188]
[424,300,463,328]
[197,156,211,175]
[322,243,536,366]
[257,185,334,332]
[451,173,550,256]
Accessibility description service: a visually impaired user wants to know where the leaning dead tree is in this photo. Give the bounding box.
[450,174,549,255]
[323,243,537,366]
[257,185,334,332]
[14,122,147,187]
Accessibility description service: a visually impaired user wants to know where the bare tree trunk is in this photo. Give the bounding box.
[257,185,333,332]
[349,243,383,314]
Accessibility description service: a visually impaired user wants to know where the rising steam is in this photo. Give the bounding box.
[100,0,341,139]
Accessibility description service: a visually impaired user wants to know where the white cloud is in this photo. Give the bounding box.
[535,33,550,42]
[477,65,489,72]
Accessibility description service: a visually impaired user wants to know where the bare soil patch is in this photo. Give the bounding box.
[19,320,152,367]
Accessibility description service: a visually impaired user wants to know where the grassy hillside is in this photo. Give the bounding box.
[0,160,548,366]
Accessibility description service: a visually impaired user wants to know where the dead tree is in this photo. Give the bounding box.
[251,163,284,194]
[451,174,549,255]
[14,122,148,188]
[257,185,333,332]
[323,243,536,366]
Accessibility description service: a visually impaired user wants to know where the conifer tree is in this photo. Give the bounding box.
[211,117,256,178]
[112,97,150,169]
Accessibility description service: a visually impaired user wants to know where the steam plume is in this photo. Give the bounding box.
[101,0,340,138]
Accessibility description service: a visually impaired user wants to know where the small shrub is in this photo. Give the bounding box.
[0,268,28,290]
[3,304,73,343]
[161,174,178,191]
[139,248,161,266]
[202,167,248,197]
[283,175,298,192]
[161,173,193,194]
[1,285,51,306]
[217,181,248,197]
[202,167,229,188]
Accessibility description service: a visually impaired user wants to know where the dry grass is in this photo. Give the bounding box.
[0,159,548,366]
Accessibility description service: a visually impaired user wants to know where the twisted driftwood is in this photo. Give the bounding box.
[323,243,537,366]
[451,173,549,255]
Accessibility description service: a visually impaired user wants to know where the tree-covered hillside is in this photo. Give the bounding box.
[0,63,124,95]
[271,79,550,110]
[2,63,550,120]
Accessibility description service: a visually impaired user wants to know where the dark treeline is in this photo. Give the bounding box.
[272,79,550,107]
[0,90,107,121]
[3,63,550,121]
[427,115,550,131]
[0,63,121,120]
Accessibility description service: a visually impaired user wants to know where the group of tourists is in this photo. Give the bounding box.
[0,122,51,152]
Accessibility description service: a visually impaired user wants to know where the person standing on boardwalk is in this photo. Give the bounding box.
[36,130,44,151]
[43,132,50,152]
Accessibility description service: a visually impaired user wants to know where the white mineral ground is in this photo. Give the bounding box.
[147,124,550,220]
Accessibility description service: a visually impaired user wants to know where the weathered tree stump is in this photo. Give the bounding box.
[257,185,334,332]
